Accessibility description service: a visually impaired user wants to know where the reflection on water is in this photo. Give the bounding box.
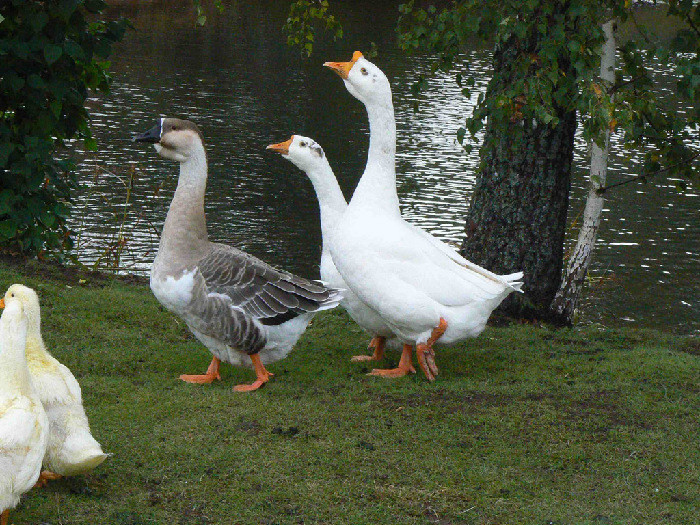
[73,0,698,333]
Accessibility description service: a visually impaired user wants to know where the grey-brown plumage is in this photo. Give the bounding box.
[177,243,340,356]
[138,117,342,376]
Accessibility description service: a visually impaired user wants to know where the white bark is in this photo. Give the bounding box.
[552,20,616,323]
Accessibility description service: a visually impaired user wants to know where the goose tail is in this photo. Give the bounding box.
[501,271,524,293]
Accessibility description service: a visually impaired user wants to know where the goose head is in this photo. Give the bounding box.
[1,284,40,335]
[134,117,205,162]
[0,286,26,331]
[324,51,391,107]
[267,135,327,174]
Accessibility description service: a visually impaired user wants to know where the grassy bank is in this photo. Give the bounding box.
[2,257,698,525]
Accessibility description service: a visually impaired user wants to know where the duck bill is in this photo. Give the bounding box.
[323,51,363,79]
[266,137,294,155]
[0,298,4,309]
[133,122,162,143]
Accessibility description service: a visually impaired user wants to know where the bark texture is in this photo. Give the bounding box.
[551,20,616,323]
[460,31,577,322]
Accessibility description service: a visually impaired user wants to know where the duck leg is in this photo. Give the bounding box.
[416,318,447,381]
[180,356,222,384]
[368,344,416,378]
[233,354,274,392]
[1,510,9,525]
[351,335,386,362]
[34,470,63,487]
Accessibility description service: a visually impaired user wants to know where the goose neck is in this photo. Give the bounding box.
[351,100,400,214]
[0,320,32,395]
[305,159,347,247]
[160,147,210,257]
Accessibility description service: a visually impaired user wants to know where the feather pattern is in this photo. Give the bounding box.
[145,118,342,369]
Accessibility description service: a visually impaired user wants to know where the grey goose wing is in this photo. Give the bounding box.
[197,244,341,326]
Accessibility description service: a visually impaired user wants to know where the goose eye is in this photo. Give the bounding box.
[300,141,307,147]
[361,67,368,75]
[10,293,14,297]
[171,126,179,131]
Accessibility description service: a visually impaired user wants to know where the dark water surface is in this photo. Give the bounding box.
[75,0,698,334]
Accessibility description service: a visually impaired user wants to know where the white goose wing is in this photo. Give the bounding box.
[338,214,514,308]
[404,221,523,289]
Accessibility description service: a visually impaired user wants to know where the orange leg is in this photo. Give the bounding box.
[368,344,416,378]
[180,356,222,384]
[1,509,8,525]
[351,335,386,362]
[34,470,63,488]
[416,318,447,381]
[233,354,274,392]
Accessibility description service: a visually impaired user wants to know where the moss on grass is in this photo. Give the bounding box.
[2,259,698,524]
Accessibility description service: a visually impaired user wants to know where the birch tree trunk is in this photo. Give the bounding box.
[551,20,616,323]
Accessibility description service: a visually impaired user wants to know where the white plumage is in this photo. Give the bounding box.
[0,294,48,524]
[324,52,523,380]
[6,284,107,480]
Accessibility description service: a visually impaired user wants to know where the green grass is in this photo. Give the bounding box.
[2,257,699,524]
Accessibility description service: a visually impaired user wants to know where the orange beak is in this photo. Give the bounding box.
[323,50,363,79]
[266,136,294,155]
[0,298,4,309]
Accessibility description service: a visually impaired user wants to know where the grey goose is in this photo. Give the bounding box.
[134,118,342,392]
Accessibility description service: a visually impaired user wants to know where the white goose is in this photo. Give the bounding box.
[323,52,523,380]
[267,135,405,366]
[3,285,107,485]
[0,293,49,525]
[135,118,343,392]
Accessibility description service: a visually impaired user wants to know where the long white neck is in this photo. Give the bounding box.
[304,157,347,255]
[159,145,210,264]
[349,98,400,215]
[0,309,32,396]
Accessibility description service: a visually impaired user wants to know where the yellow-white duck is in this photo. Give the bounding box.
[324,52,523,381]
[3,285,107,485]
[0,292,48,525]
[267,135,403,365]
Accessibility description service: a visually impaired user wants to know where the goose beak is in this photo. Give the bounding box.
[0,298,4,309]
[133,122,162,143]
[323,51,362,79]
[266,137,294,155]
[323,61,354,79]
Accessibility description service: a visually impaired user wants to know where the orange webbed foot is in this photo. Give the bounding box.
[180,357,221,384]
[233,354,273,393]
[34,470,62,488]
[351,335,386,362]
[416,344,439,381]
[368,344,415,379]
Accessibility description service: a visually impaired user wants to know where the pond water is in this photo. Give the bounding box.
[74,0,699,334]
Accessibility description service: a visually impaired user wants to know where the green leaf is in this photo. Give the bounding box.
[0,143,15,168]
[0,220,18,241]
[44,44,63,65]
[456,127,466,144]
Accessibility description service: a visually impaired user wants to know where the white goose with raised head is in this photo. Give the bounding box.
[323,52,523,381]
[134,118,343,392]
[2,285,107,486]
[0,293,49,525]
[267,135,405,365]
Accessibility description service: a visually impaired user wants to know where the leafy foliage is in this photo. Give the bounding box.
[0,0,127,256]
[397,0,699,189]
[284,0,343,57]
[191,0,224,27]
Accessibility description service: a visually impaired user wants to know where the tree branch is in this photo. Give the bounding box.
[597,150,700,194]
